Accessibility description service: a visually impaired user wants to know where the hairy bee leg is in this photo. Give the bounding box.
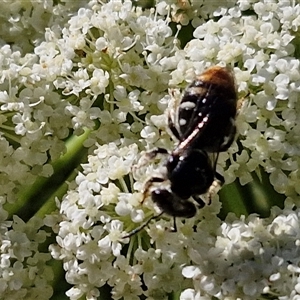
[205,172,224,205]
[168,88,182,141]
[140,147,169,163]
[138,148,169,167]
[123,212,164,238]
[236,91,250,114]
[132,147,169,176]
[142,176,165,204]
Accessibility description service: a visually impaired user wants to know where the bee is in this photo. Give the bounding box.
[125,66,238,237]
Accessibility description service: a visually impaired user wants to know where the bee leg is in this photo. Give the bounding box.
[168,112,181,140]
[146,148,169,159]
[133,148,169,173]
[236,91,250,114]
[192,195,206,208]
[211,151,220,174]
[142,177,165,203]
[205,172,224,205]
[123,212,164,238]
[215,172,225,184]
[194,172,224,206]
[169,216,177,232]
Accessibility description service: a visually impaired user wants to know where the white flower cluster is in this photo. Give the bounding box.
[0,0,176,297]
[0,0,85,53]
[51,140,224,299]
[50,0,300,299]
[0,0,171,202]
[49,1,300,299]
[50,143,145,299]
[181,204,300,300]
[0,206,53,300]
[0,44,71,203]
[54,139,300,299]
[1,0,300,299]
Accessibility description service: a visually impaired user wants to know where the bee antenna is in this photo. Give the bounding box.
[123,212,164,238]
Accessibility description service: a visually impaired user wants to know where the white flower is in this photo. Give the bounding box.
[2,0,300,299]
[89,69,109,95]
[99,220,124,256]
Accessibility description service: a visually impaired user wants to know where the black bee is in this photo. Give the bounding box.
[125,66,238,237]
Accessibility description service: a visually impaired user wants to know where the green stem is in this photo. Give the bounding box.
[218,180,249,219]
[5,129,90,220]
[219,168,286,220]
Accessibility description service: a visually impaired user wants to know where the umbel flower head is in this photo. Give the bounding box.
[1,0,300,299]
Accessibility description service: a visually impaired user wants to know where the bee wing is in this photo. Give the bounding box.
[176,84,218,148]
[177,83,237,153]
